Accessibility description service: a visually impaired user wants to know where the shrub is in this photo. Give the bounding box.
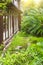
[29,36,43,43]
[21,8,43,37]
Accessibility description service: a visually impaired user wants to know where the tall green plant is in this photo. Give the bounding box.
[21,8,43,36]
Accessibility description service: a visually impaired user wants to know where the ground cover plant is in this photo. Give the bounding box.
[6,32,29,53]
[0,39,43,65]
[6,32,43,55]
[0,44,4,56]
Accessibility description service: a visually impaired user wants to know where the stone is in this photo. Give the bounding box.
[15,46,22,50]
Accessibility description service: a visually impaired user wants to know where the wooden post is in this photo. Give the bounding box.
[0,16,3,44]
[18,14,21,31]
[18,0,20,8]
[12,15,14,34]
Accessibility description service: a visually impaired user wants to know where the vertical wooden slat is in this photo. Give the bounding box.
[10,15,11,35]
[0,16,3,44]
[18,14,21,31]
[12,15,14,34]
[8,16,9,39]
[5,16,6,40]
[9,15,10,37]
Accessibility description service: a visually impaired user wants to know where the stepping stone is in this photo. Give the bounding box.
[15,46,23,50]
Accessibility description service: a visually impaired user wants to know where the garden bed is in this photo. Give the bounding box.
[0,32,43,65]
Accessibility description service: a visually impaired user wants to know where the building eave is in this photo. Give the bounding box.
[7,3,22,14]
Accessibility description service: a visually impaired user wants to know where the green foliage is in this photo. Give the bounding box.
[0,44,4,55]
[0,3,7,11]
[0,0,11,13]
[26,42,43,65]
[7,33,29,53]
[0,42,43,65]
[0,0,11,3]
[0,32,43,65]
[29,36,43,43]
[21,8,43,37]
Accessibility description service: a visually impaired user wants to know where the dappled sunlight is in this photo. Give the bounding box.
[21,0,41,9]
[34,0,40,4]
[22,0,40,4]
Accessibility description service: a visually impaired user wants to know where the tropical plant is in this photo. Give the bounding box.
[21,8,43,36]
[26,42,43,65]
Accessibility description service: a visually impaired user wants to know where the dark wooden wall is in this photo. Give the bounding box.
[12,15,14,34]
[0,16,3,44]
[18,14,21,31]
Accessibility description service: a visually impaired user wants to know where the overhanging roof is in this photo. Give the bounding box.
[7,3,22,14]
[0,2,22,15]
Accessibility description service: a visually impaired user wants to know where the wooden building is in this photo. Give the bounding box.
[0,0,22,45]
